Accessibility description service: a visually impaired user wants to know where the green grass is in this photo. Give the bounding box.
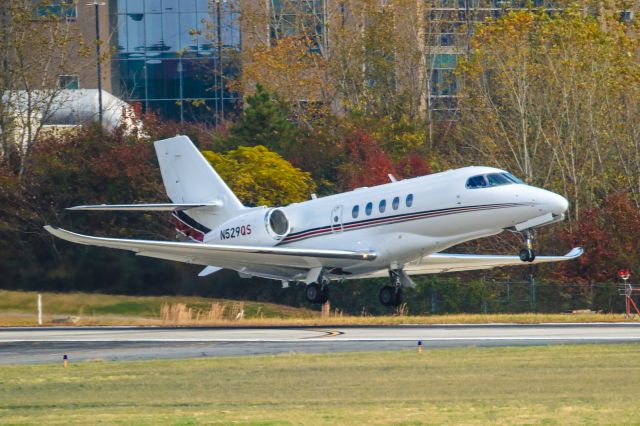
[1,344,639,424]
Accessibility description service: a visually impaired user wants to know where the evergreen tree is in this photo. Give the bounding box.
[227,84,301,156]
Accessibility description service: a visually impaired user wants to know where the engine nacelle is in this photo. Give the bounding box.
[204,207,291,246]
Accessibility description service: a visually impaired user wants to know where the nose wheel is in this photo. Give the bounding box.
[519,230,536,262]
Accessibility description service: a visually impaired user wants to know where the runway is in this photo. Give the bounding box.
[1,323,639,364]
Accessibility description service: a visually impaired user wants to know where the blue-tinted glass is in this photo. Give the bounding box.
[180,0,197,12]
[196,0,210,11]
[147,100,181,119]
[162,0,179,11]
[180,13,199,51]
[126,0,143,14]
[406,194,414,207]
[486,173,511,186]
[163,13,180,54]
[379,200,386,213]
[115,60,146,99]
[116,0,127,14]
[466,175,488,189]
[392,197,400,210]
[145,14,163,51]
[146,0,162,13]
[365,202,373,216]
[127,14,145,53]
[183,58,215,98]
[113,14,128,53]
[146,59,180,99]
[352,205,359,218]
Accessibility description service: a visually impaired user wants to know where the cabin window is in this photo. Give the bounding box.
[365,202,373,216]
[406,194,414,207]
[392,196,400,210]
[352,205,359,218]
[379,199,386,213]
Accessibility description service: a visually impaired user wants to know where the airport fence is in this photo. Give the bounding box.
[421,280,631,314]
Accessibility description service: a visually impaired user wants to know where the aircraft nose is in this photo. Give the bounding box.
[546,191,569,215]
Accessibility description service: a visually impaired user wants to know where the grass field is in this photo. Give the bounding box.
[1,290,637,326]
[0,344,639,424]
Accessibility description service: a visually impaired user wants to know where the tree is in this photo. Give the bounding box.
[0,1,89,177]
[222,84,302,157]
[202,145,316,206]
[455,8,640,221]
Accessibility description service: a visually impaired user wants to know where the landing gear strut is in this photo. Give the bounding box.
[306,278,329,304]
[519,229,536,262]
[379,270,403,307]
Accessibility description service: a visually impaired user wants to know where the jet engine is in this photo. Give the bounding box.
[204,207,292,246]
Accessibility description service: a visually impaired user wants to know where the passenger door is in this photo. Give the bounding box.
[330,205,343,233]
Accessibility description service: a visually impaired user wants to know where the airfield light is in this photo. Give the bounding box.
[63,354,68,368]
[417,340,423,353]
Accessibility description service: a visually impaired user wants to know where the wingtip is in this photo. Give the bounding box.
[566,247,584,258]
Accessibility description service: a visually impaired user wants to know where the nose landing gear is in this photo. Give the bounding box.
[519,229,536,262]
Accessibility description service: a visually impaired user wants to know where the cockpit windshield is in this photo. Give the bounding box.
[466,172,524,189]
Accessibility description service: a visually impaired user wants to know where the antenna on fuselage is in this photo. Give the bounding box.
[388,174,398,183]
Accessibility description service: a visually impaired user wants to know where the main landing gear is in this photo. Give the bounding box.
[379,270,403,307]
[306,277,329,304]
[519,229,536,262]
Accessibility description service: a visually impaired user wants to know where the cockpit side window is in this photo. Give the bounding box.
[466,175,488,189]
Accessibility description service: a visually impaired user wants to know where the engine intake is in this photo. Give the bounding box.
[265,208,290,240]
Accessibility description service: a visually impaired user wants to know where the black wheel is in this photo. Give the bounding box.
[317,285,329,304]
[378,285,396,306]
[519,248,536,262]
[393,287,403,307]
[306,283,321,303]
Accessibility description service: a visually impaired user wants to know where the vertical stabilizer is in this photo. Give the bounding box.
[154,135,244,233]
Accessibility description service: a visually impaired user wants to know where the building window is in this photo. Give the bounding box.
[269,0,326,53]
[392,196,400,210]
[379,200,386,213]
[352,205,359,218]
[365,202,373,216]
[58,75,79,90]
[34,0,77,19]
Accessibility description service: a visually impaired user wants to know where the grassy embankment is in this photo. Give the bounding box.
[0,289,636,326]
[1,344,639,424]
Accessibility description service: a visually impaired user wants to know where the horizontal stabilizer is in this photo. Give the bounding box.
[66,202,223,211]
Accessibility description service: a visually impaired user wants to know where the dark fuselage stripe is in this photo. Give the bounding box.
[279,203,525,244]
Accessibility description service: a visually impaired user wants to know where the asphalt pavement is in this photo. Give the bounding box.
[1,323,639,364]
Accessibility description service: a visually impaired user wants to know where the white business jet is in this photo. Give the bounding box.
[45,135,582,307]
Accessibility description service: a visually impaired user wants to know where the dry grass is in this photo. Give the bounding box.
[1,344,639,424]
[1,289,637,327]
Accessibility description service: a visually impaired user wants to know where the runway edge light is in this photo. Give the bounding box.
[63,354,68,368]
[418,340,423,353]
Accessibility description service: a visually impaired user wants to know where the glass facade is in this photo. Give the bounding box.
[269,0,326,53]
[109,0,241,122]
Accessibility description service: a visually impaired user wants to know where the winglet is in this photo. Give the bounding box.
[564,247,584,258]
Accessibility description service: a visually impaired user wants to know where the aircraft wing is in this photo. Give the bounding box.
[44,226,377,274]
[352,248,583,278]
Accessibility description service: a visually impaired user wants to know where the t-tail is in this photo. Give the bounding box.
[67,135,245,242]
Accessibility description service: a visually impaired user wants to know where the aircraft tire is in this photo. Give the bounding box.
[519,249,536,262]
[306,283,329,304]
[306,283,321,303]
[379,286,395,306]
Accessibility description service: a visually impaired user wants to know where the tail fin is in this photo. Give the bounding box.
[154,135,244,232]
